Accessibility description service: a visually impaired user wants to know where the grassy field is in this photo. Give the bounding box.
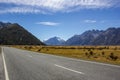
[13,45,120,65]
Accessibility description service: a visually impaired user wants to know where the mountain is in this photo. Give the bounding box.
[44,37,65,45]
[93,28,120,45]
[0,22,44,45]
[65,28,120,45]
[65,30,103,45]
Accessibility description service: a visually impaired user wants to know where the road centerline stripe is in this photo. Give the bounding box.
[54,64,84,75]
[28,55,32,57]
[2,47,10,80]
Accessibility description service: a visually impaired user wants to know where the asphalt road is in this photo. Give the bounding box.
[2,47,120,80]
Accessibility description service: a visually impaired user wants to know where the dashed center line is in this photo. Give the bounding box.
[29,55,32,57]
[54,64,84,75]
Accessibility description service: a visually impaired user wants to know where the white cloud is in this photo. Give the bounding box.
[84,20,97,23]
[0,7,44,14]
[36,22,59,26]
[0,0,119,14]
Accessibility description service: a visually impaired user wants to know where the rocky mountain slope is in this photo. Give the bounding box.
[0,22,44,45]
[65,30,103,45]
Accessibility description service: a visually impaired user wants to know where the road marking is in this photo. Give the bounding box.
[28,55,32,57]
[54,64,84,75]
[48,54,120,68]
[38,52,120,68]
[2,47,10,80]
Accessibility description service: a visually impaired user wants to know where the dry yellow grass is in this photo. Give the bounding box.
[13,45,120,65]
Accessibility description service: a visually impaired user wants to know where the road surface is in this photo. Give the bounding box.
[1,47,120,80]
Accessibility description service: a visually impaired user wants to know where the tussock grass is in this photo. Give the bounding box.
[13,45,120,65]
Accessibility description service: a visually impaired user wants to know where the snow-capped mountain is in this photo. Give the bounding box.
[44,37,65,45]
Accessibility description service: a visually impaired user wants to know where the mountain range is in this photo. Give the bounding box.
[45,28,120,45]
[65,30,103,45]
[92,28,120,45]
[0,22,44,45]
[0,21,120,45]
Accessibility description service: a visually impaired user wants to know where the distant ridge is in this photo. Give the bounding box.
[43,27,120,46]
[65,29,103,45]
[65,28,120,45]
[92,28,120,45]
[0,22,44,45]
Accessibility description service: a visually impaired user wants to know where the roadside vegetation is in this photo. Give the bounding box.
[13,45,120,65]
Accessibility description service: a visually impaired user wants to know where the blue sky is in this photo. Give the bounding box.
[0,0,120,41]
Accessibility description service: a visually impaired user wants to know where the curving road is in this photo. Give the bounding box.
[1,47,120,80]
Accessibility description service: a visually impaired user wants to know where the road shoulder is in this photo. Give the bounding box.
[0,47,5,80]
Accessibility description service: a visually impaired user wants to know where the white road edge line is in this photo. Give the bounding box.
[2,47,10,80]
[54,64,84,75]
